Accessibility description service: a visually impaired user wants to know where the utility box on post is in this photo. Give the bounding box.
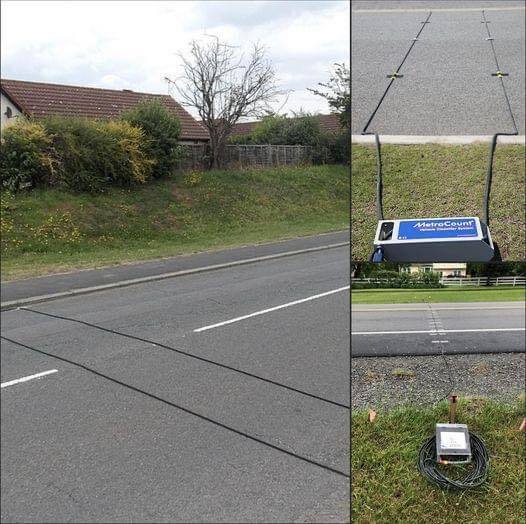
[373,216,495,262]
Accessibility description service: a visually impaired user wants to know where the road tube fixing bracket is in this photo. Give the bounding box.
[386,73,404,79]
[492,72,509,77]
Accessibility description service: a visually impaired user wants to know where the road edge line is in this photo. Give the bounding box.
[0,241,349,310]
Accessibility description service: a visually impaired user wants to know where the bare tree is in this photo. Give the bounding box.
[166,36,282,168]
[308,63,350,130]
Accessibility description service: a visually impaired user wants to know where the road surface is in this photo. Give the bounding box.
[1,247,350,523]
[1,230,349,306]
[351,301,525,357]
[352,1,525,134]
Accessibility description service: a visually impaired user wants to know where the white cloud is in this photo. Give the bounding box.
[1,0,349,116]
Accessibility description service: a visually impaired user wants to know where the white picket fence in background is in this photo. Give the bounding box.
[439,276,525,287]
[352,276,525,287]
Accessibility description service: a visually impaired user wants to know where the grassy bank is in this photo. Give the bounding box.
[1,165,349,280]
[351,144,525,260]
[352,397,525,524]
[351,286,525,304]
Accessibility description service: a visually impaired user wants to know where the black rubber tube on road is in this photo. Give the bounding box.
[361,12,433,226]
[481,10,518,228]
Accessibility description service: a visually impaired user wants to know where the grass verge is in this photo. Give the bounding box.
[351,286,525,304]
[352,397,525,524]
[351,144,525,260]
[1,165,349,280]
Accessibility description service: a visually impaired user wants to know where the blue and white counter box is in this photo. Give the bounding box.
[373,217,495,261]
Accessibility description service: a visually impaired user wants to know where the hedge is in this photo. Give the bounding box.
[0,121,59,191]
[121,100,183,178]
[352,271,445,289]
[1,117,154,192]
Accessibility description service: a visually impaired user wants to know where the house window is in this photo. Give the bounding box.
[452,270,462,277]
[421,265,433,273]
[5,106,13,118]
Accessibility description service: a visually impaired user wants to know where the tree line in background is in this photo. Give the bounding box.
[168,35,349,168]
[352,262,526,279]
[1,36,349,191]
[228,112,349,164]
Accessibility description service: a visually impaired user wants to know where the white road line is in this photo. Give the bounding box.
[432,340,449,343]
[352,328,525,335]
[352,306,524,312]
[194,285,350,333]
[1,369,58,389]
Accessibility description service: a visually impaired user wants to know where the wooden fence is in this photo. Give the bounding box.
[351,276,526,287]
[178,144,311,169]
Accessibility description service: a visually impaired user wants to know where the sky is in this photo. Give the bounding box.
[1,0,350,120]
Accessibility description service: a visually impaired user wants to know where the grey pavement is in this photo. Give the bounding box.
[1,247,350,523]
[352,1,525,134]
[351,301,526,356]
[0,230,349,306]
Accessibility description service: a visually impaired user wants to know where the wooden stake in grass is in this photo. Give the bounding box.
[519,418,526,432]
[449,395,457,424]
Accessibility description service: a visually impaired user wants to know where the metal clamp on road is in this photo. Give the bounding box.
[363,10,518,263]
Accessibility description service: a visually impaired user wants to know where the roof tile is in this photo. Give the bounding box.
[1,78,209,141]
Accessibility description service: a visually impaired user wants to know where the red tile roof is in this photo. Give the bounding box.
[230,113,344,137]
[0,78,209,141]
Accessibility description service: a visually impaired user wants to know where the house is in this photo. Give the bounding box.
[0,79,209,144]
[401,263,468,278]
[229,113,344,138]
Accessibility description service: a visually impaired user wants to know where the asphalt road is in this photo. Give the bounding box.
[351,301,526,357]
[0,230,349,305]
[1,247,350,523]
[351,1,526,134]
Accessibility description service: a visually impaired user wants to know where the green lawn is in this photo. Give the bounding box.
[1,165,349,281]
[351,144,526,261]
[351,286,525,304]
[352,397,525,524]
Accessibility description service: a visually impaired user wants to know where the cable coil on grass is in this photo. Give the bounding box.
[418,433,490,490]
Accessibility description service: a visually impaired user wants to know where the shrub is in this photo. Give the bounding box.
[42,117,153,192]
[0,121,59,191]
[328,130,350,164]
[121,100,183,178]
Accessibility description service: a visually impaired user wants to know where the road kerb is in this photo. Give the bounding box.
[1,241,349,311]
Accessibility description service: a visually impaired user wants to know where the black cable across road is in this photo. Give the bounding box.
[361,10,433,136]
[20,306,349,410]
[1,335,349,479]
[424,301,455,405]
[481,9,519,228]
[361,10,519,230]
[361,11,433,221]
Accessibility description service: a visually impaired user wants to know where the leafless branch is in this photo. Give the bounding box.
[166,36,284,168]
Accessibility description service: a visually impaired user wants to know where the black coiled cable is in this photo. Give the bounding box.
[418,432,490,490]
